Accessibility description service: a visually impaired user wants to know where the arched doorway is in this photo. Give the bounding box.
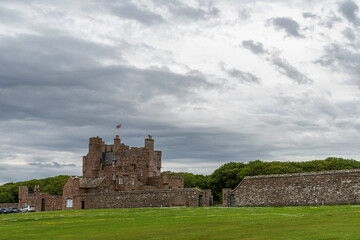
[41,199,45,211]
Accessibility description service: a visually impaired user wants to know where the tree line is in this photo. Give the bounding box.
[184,157,360,202]
[1,157,360,203]
[0,175,69,203]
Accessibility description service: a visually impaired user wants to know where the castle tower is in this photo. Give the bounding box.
[83,136,103,178]
[18,186,29,208]
[145,135,161,177]
[89,136,102,153]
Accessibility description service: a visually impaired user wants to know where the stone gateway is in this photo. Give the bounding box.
[19,135,211,211]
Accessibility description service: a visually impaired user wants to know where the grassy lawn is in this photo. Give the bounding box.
[1,205,360,240]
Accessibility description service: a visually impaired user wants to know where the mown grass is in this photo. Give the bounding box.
[1,205,360,240]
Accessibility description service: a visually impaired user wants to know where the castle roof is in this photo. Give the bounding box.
[79,176,106,188]
[101,152,118,165]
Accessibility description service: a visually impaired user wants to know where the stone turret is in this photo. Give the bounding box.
[83,136,103,178]
[89,136,102,153]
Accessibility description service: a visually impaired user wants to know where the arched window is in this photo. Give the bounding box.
[153,171,156,177]
[66,198,73,208]
[141,168,143,176]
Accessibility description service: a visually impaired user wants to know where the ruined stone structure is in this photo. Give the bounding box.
[19,135,211,211]
[223,169,360,207]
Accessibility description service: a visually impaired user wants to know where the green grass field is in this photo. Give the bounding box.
[1,205,360,240]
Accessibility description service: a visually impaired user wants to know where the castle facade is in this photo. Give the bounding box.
[18,135,211,211]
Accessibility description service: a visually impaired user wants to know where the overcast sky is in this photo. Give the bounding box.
[1,0,360,184]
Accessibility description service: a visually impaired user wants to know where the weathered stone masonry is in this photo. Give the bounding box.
[223,169,360,207]
[76,188,211,209]
[18,185,63,211]
[0,203,18,209]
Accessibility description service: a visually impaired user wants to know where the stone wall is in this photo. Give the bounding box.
[146,172,184,190]
[0,203,18,208]
[18,186,63,211]
[224,169,360,207]
[222,188,232,207]
[75,188,211,209]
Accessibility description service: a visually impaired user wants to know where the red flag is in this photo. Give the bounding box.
[116,124,121,129]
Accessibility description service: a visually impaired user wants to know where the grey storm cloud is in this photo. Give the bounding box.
[271,57,313,84]
[342,27,356,40]
[0,31,214,95]
[338,0,360,25]
[239,9,251,20]
[109,2,165,25]
[303,12,318,19]
[241,40,266,55]
[29,162,77,168]
[268,17,304,38]
[242,40,313,84]
[154,0,219,20]
[0,5,24,24]
[0,25,227,183]
[323,13,343,28]
[0,163,80,184]
[316,43,360,87]
[219,62,261,84]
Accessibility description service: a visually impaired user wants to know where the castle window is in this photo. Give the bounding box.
[112,160,115,167]
[119,177,124,184]
[112,174,115,180]
[105,187,108,193]
[153,158,156,165]
[66,198,73,208]
[153,171,156,177]
[131,177,135,185]
[141,168,143,176]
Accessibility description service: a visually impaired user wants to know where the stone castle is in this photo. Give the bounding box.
[18,135,211,211]
[82,135,183,191]
[18,134,360,210]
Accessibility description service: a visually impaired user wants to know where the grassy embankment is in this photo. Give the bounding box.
[1,205,360,240]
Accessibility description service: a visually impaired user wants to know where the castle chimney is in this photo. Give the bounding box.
[145,135,154,150]
[34,185,40,195]
[102,141,106,152]
[113,135,121,152]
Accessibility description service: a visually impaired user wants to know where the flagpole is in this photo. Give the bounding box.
[116,123,121,138]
